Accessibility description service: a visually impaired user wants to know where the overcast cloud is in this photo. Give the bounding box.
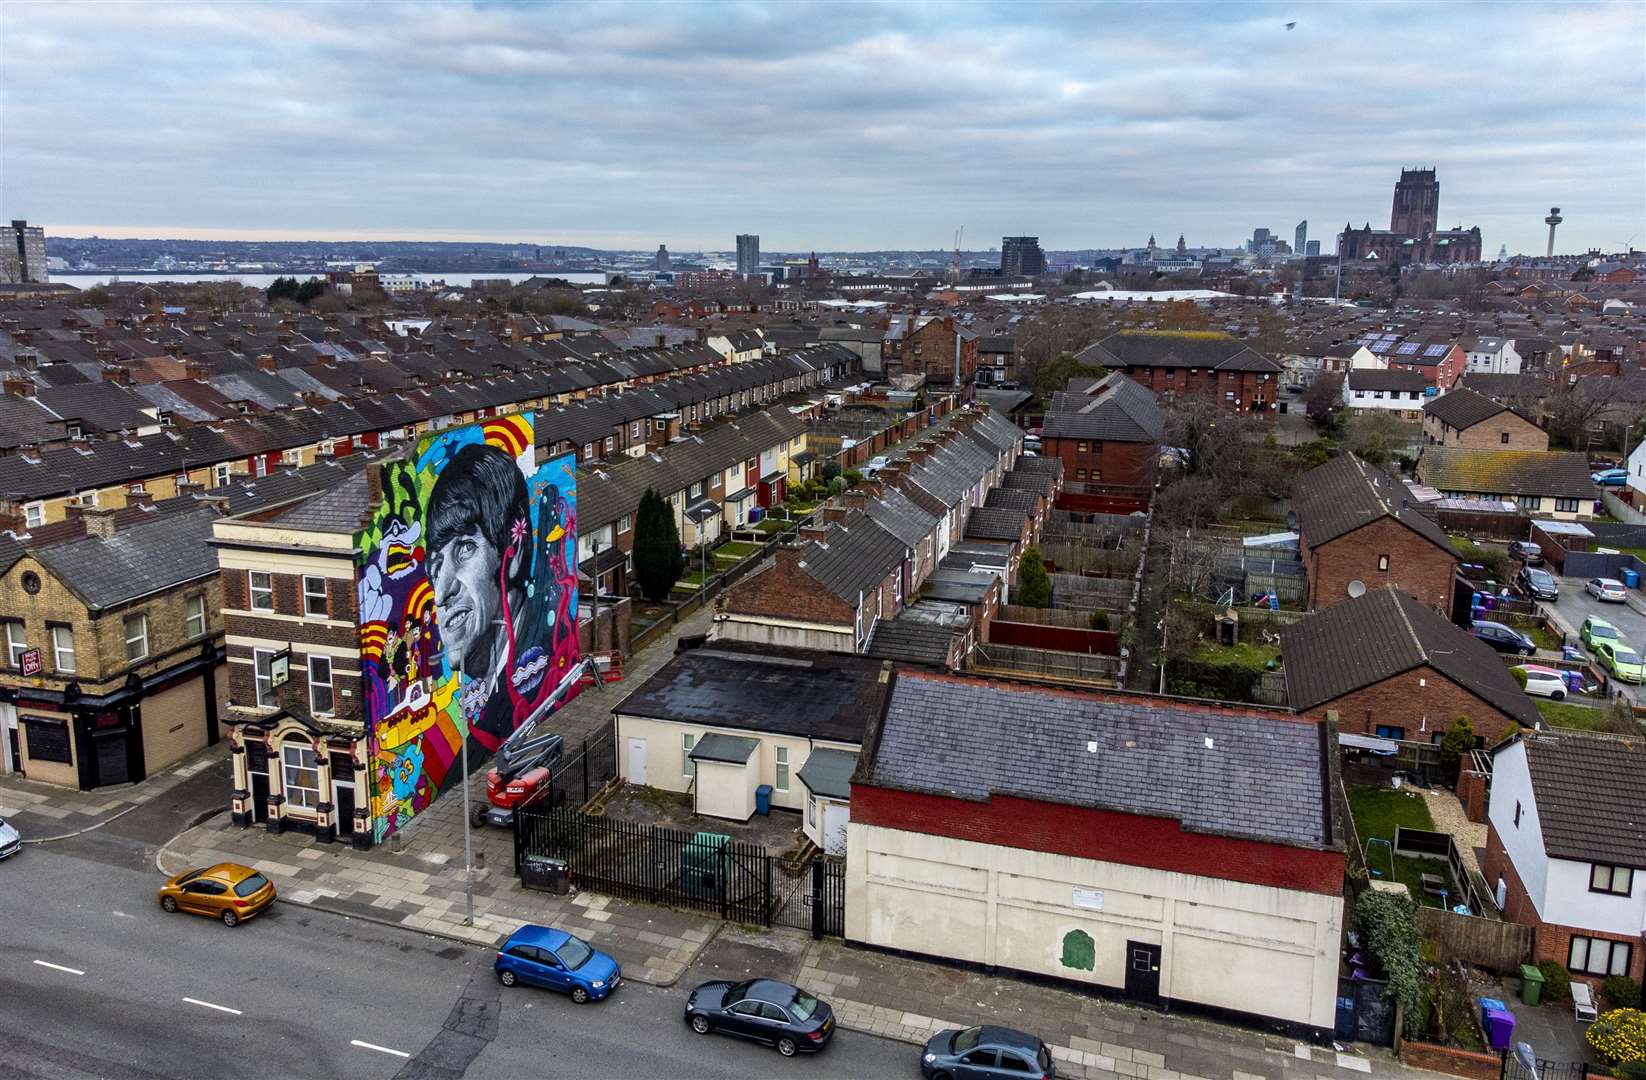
[3,0,1642,254]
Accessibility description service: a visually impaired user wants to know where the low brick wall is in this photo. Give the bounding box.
[1396,1038,1499,1080]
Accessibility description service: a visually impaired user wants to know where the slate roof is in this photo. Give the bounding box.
[796,512,908,604]
[1458,372,1552,403]
[34,383,156,435]
[0,395,67,450]
[795,747,859,800]
[1422,386,1525,430]
[863,670,1333,849]
[1074,331,1282,374]
[1279,587,1539,727]
[612,642,889,744]
[32,507,222,610]
[1417,447,1594,498]
[1346,368,1429,393]
[271,469,371,534]
[1292,453,1457,556]
[1518,730,1646,867]
[689,732,759,765]
[1041,372,1165,443]
[963,505,1027,543]
[863,617,960,668]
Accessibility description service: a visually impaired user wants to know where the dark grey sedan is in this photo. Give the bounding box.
[921,1024,1054,1079]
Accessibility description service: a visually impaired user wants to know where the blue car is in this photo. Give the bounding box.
[1592,468,1628,486]
[495,924,620,1003]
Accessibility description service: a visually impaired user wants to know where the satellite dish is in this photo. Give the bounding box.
[1347,580,1367,598]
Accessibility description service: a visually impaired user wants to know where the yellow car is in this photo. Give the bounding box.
[157,863,276,927]
[1596,641,1646,685]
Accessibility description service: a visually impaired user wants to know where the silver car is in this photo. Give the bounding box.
[1587,577,1628,603]
[0,817,20,860]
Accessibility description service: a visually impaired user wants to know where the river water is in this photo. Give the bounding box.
[53,270,611,289]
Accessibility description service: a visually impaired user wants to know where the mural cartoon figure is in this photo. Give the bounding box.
[355,413,580,842]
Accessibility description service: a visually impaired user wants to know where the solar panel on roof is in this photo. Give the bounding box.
[1424,344,1448,357]
[1397,342,1420,355]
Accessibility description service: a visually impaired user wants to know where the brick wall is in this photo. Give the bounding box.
[1299,664,1519,744]
[1396,1039,1499,1080]
[1044,437,1153,491]
[1303,518,1456,613]
[1124,368,1277,418]
[718,550,854,626]
[1479,824,1646,988]
[1430,412,1549,452]
[851,781,1345,895]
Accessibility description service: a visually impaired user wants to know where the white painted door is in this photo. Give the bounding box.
[626,738,646,786]
[822,803,849,855]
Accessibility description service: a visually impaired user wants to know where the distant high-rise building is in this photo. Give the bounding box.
[735,234,760,278]
[655,244,671,271]
[1294,220,1307,255]
[1,220,47,283]
[1306,240,1321,257]
[1000,236,1046,277]
[1390,169,1439,238]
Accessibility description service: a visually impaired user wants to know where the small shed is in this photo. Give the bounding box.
[689,733,760,821]
[796,748,858,855]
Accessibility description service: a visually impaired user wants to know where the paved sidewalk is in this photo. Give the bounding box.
[0,743,227,840]
[796,939,1435,1080]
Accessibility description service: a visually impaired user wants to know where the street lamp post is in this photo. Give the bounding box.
[459,724,475,926]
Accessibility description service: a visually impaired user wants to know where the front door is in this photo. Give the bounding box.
[626,738,646,786]
[250,765,270,824]
[334,780,356,838]
[1125,941,1162,1008]
[93,730,129,786]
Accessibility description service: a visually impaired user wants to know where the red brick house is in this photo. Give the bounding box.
[1292,453,1458,613]
[1481,731,1646,991]
[1074,331,1283,419]
[1422,387,1548,451]
[1040,372,1163,494]
[1279,586,1538,744]
[895,315,980,386]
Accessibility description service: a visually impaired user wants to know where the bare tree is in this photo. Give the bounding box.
[1543,382,1609,449]
[1343,411,1416,468]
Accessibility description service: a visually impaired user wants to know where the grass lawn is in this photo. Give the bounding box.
[1347,785,1446,903]
[675,568,719,590]
[1190,640,1280,667]
[715,541,763,559]
[754,518,787,534]
[1536,698,1637,732]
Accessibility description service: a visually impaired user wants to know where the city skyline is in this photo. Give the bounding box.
[4,1,1643,253]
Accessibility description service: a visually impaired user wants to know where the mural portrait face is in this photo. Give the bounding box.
[425,441,530,740]
[355,413,581,842]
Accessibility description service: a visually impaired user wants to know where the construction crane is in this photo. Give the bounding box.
[952,226,964,284]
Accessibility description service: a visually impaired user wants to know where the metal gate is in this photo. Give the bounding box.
[1334,976,1396,1047]
[765,857,846,937]
[1501,1055,1590,1080]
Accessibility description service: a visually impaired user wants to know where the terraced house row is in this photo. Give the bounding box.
[0,305,859,528]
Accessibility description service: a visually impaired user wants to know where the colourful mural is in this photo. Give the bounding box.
[354,413,579,841]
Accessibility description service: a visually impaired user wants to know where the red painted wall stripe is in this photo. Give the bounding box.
[852,783,1344,896]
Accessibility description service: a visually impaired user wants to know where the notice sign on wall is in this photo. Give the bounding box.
[19,648,41,677]
[1072,887,1105,911]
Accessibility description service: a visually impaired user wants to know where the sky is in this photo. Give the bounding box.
[4,1,1643,255]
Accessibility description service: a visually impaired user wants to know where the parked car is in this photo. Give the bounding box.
[1516,666,1569,700]
[495,925,620,1003]
[1591,469,1628,486]
[1586,577,1629,603]
[1470,620,1537,656]
[864,455,891,478]
[1595,641,1646,684]
[1507,540,1543,565]
[1515,565,1560,600]
[0,816,20,860]
[922,1025,1055,1080]
[157,863,275,926]
[684,978,834,1057]
[1582,617,1620,650]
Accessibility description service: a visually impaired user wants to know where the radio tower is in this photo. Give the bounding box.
[1544,207,1563,258]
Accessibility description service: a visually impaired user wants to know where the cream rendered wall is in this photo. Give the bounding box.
[612,712,856,813]
[694,759,755,820]
[846,822,1343,1031]
[709,615,853,654]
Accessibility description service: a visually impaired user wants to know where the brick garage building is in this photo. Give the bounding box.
[1039,372,1162,494]
[1422,387,1548,451]
[1481,731,1646,990]
[847,670,1346,1038]
[1292,453,1458,613]
[0,506,227,788]
[1074,331,1283,418]
[1280,586,1538,744]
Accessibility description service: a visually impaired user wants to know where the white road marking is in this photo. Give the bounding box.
[350,1040,410,1059]
[183,997,242,1015]
[112,911,134,919]
[32,960,85,976]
